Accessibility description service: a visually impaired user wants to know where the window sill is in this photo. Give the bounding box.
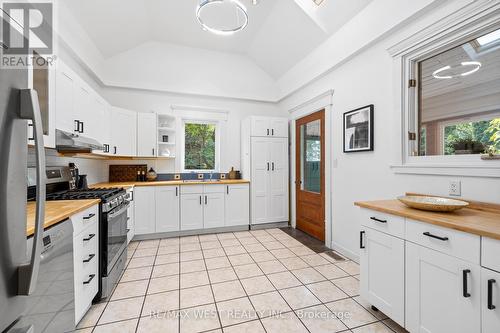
[391,162,500,178]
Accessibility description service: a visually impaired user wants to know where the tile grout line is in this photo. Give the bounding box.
[201,235,224,332]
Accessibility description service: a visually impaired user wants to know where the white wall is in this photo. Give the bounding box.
[280,1,500,261]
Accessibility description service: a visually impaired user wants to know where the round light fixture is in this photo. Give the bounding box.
[432,61,482,79]
[196,0,248,36]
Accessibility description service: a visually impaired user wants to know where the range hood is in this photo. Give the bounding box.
[56,129,103,153]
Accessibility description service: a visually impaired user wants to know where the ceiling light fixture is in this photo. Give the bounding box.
[432,61,482,79]
[313,0,325,5]
[196,0,248,36]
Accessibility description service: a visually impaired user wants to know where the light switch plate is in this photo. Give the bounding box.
[449,180,461,196]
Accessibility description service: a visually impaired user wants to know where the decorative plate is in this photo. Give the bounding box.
[397,195,469,212]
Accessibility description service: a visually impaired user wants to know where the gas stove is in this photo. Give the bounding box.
[45,187,128,212]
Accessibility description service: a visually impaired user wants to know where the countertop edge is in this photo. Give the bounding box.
[91,180,251,188]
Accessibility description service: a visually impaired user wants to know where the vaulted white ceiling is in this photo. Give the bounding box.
[63,0,372,80]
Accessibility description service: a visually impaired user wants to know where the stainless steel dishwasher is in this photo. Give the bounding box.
[10,219,75,333]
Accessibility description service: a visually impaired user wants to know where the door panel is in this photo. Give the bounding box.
[250,117,270,137]
[270,118,288,138]
[180,194,204,231]
[269,138,288,222]
[295,110,325,241]
[134,187,155,235]
[55,62,76,133]
[482,268,500,333]
[137,113,157,157]
[251,137,270,224]
[204,193,225,229]
[155,186,179,233]
[225,185,249,227]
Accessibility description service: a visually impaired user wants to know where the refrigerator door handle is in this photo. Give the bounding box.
[18,89,46,296]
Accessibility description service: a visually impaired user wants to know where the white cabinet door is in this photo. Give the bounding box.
[55,61,78,134]
[156,186,180,233]
[360,227,405,326]
[225,184,249,227]
[180,194,204,231]
[269,118,288,138]
[75,84,92,136]
[251,117,271,137]
[406,242,481,333]
[203,192,225,229]
[111,107,137,156]
[89,96,109,149]
[251,137,270,224]
[482,268,500,333]
[269,137,288,222]
[137,113,157,157]
[134,187,156,235]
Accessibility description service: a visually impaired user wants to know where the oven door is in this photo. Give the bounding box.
[105,202,129,275]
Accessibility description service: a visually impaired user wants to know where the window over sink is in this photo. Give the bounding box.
[182,121,219,171]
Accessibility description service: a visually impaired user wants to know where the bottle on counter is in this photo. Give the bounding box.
[141,170,146,182]
[136,171,141,182]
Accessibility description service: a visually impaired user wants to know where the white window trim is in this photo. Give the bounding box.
[180,119,221,173]
[388,0,500,178]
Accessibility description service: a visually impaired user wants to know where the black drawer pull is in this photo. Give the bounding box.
[423,232,448,241]
[83,213,95,220]
[83,274,95,285]
[83,254,95,263]
[360,231,365,249]
[370,217,387,223]
[463,269,471,298]
[83,234,96,242]
[488,279,496,310]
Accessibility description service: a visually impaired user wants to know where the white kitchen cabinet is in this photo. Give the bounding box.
[180,193,204,231]
[269,118,288,137]
[75,84,92,136]
[225,184,250,227]
[360,227,405,326]
[134,186,156,235]
[137,112,157,157]
[406,241,481,333]
[269,138,288,222]
[126,188,135,244]
[481,268,500,333]
[249,116,288,137]
[111,107,137,156]
[155,186,180,232]
[203,192,225,229]
[55,60,79,134]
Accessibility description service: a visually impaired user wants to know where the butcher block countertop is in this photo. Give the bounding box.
[26,199,100,237]
[355,199,500,240]
[91,179,250,188]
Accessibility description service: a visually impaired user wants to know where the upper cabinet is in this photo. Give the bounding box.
[250,116,288,138]
[137,113,157,157]
[55,60,81,135]
[110,107,137,156]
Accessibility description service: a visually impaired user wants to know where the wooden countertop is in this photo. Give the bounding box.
[355,199,500,240]
[91,179,250,188]
[26,199,100,237]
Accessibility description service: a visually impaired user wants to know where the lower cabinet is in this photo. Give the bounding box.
[134,186,156,235]
[481,267,500,333]
[180,193,204,231]
[405,242,481,333]
[204,192,225,229]
[156,186,180,232]
[360,227,405,326]
[225,184,250,226]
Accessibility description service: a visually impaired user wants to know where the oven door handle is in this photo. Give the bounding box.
[108,202,130,219]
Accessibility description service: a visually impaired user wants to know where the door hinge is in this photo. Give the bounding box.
[408,132,417,141]
[408,79,417,88]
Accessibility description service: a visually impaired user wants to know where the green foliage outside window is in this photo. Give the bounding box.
[184,123,216,170]
[444,118,500,155]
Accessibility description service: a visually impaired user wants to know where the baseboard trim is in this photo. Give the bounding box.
[331,241,359,263]
[132,225,250,241]
[250,222,290,230]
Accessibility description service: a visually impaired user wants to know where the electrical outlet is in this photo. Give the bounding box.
[198,173,204,180]
[449,181,461,196]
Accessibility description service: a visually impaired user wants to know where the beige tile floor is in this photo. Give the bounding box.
[76,228,408,333]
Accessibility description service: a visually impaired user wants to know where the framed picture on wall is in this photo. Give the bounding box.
[343,104,374,153]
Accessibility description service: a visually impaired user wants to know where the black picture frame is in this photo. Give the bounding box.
[343,104,374,153]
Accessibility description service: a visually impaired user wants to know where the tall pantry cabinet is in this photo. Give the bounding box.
[241,116,289,226]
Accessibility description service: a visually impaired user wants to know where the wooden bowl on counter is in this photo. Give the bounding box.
[397,195,469,212]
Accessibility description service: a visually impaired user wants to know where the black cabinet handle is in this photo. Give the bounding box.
[463,269,471,298]
[83,254,95,263]
[488,279,496,310]
[79,121,84,133]
[28,123,34,140]
[83,274,95,285]
[272,162,275,171]
[423,232,449,241]
[267,162,270,171]
[114,146,117,155]
[370,217,387,223]
[227,186,229,195]
[272,128,274,136]
[152,148,155,156]
[74,120,80,132]
[83,213,95,220]
[205,195,208,205]
[83,233,96,242]
[360,231,365,249]
[175,187,178,196]
[267,129,269,136]
[199,195,202,205]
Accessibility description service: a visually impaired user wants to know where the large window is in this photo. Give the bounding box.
[415,27,500,156]
[183,121,218,171]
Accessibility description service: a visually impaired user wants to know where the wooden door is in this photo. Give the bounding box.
[295,110,325,241]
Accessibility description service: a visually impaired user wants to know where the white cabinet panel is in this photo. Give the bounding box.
[137,113,157,157]
[134,187,156,235]
[482,237,500,272]
[406,242,481,333]
[225,184,249,227]
[269,118,288,138]
[269,138,288,222]
[55,61,78,134]
[482,268,500,333]
[75,84,92,136]
[250,116,288,138]
[111,107,137,156]
[251,117,270,137]
[251,137,270,224]
[181,193,204,231]
[203,193,225,229]
[360,227,405,326]
[155,186,179,233]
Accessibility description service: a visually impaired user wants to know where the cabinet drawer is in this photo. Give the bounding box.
[406,219,480,264]
[203,184,225,193]
[359,208,405,238]
[181,185,203,194]
[482,237,500,272]
[72,205,98,235]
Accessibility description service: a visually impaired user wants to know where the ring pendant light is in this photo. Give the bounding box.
[196,0,248,36]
